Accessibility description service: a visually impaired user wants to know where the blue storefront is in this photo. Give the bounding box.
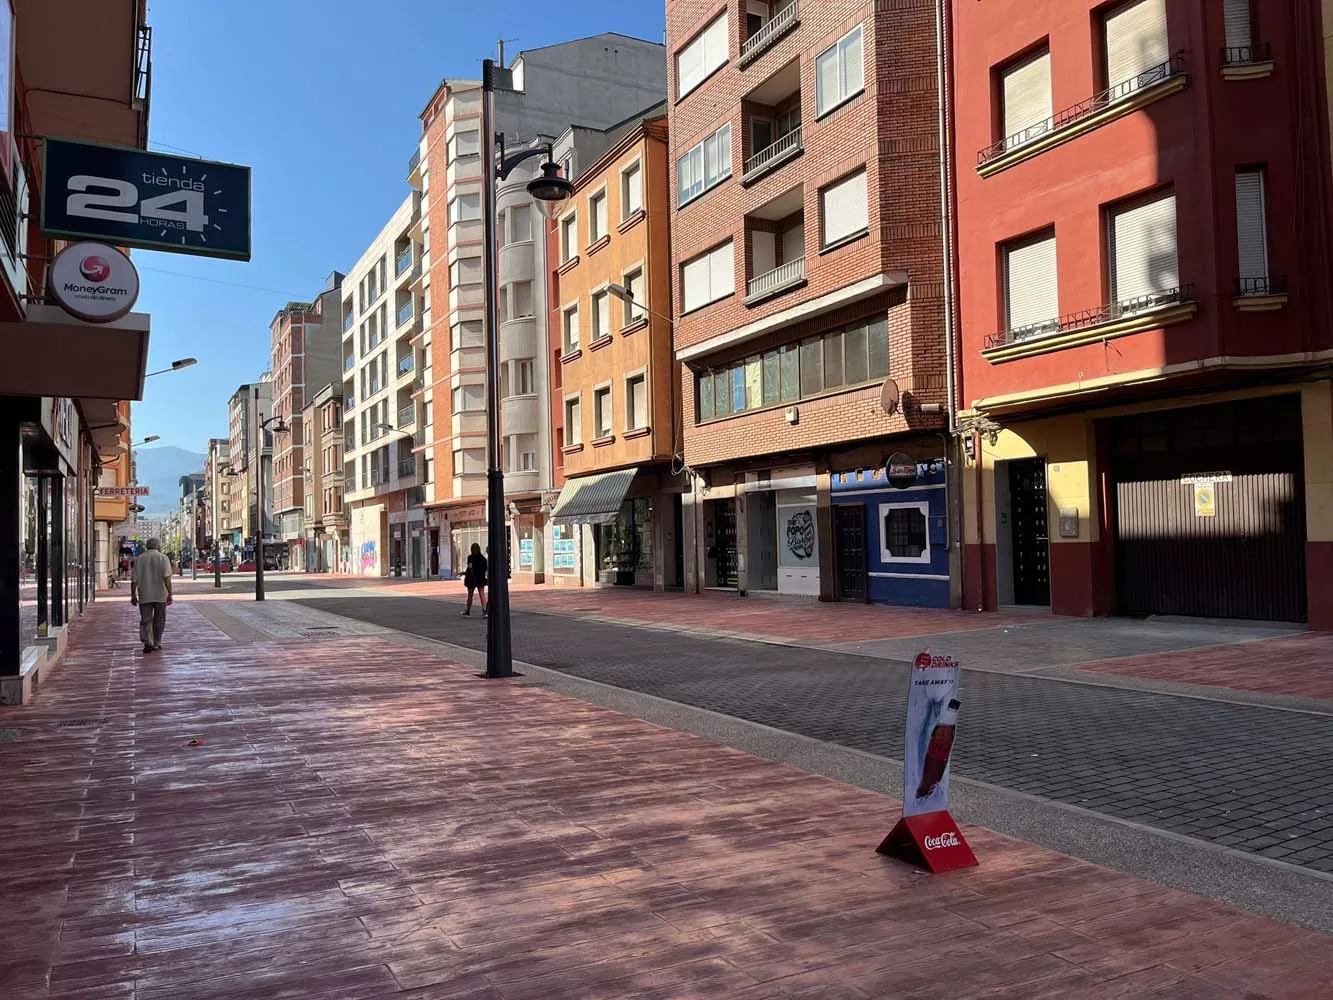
[830,458,950,608]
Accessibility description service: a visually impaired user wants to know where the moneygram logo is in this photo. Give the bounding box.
[923,832,960,851]
[79,256,111,283]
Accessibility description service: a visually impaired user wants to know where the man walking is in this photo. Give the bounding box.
[130,537,173,654]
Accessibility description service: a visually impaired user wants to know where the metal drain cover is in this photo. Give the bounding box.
[299,627,343,639]
[56,718,108,729]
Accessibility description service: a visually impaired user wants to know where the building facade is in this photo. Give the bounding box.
[666,0,954,606]
[547,110,685,590]
[954,0,1333,627]
[203,437,231,559]
[413,35,668,581]
[226,378,274,561]
[269,272,345,571]
[301,383,345,572]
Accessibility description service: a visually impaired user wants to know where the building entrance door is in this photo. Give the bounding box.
[1008,457,1050,606]
[709,499,738,588]
[834,503,868,602]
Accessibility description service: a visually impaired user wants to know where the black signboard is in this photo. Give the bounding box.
[41,139,251,261]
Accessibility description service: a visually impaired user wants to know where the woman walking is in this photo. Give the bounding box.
[462,542,488,617]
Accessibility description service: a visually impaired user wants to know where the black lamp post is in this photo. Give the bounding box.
[254,412,288,601]
[219,465,243,589]
[479,56,575,679]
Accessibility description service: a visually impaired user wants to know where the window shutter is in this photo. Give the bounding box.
[1235,170,1268,281]
[822,170,868,246]
[1111,191,1178,303]
[683,255,710,311]
[710,242,734,299]
[1224,0,1252,50]
[1002,51,1052,145]
[677,13,728,97]
[1105,0,1169,88]
[1005,234,1059,332]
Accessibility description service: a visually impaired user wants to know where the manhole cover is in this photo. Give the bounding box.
[0,728,19,742]
[299,628,342,639]
[56,718,108,729]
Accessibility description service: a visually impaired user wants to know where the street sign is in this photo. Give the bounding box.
[96,486,150,497]
[41,138,252,260]
[48,242,139,322]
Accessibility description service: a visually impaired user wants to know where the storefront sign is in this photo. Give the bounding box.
[96,486,150,497]
[1181,473,1232,486]
[876,652,977,874]
[48,242,139,322]
[886,452,919,490]
[42,139,252,260]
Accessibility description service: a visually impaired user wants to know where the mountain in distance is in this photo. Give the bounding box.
[132,446,207,513]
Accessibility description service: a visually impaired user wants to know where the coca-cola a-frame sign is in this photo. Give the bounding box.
[877,652,978,874]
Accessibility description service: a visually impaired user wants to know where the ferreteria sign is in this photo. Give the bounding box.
[41,139,252,261]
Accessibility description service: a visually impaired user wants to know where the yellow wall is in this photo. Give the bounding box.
[1302,380,1333,543]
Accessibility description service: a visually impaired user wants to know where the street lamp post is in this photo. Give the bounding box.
[253,411,287,602]
[219,466,242,589]
[479,56,575,679]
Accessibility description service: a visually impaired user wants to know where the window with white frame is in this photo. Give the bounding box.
[681,241,735,313]
[504,358,535,396]
[1001,48,1052,150]
[677,123,731,206]
[562,303,581,354]
[589,189,609,243]
[880,502,930,563]
[1004,230,1059,337]
[1109,189,1178,305]
[626,373,647,430]
[622,267,645,326]
[448,130,480,161]
[448,193,480,225]
[509,280,533,320]
[815,24,864,117]
[591,288,612,339]
[560,212,578,262]
[1235,168,1268,291]
[821,168,868,248]
[453,448,486,475]
[452,384,485,413]
[1103,0,1169,93]
[676,11,729,98]
[503,434,538,473]
[621,161,643,219]
[506,203,531,244]
[451,320,484,349]
[564,395,582,445]
[593,385,613,438]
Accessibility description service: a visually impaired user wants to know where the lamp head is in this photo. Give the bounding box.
[528,162,575,220]
[142,435,160,445]
[606,282,633,304]
[171,358,198,371]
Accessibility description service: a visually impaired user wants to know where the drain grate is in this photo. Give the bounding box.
[299,627,343,639]
[0,728,19,742]
[56,718,109,729]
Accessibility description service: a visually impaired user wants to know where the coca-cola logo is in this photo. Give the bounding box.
[80,255,112,283]
[923,831,960,851]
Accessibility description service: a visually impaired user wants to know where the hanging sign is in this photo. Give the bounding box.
[96,485,150,497]
[886,452,919,490]
[877,652,978,873]
[48,242,139,322]
[41,138,252,260]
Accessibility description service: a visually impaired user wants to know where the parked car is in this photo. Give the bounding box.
[202,558,233,573]
[235,559,257,572]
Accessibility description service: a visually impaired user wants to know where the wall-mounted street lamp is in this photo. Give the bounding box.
[145,358,198,378]
[479,56,575,679]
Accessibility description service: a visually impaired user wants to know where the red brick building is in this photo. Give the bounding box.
[954,0,1333,626]
[668,0,955,605]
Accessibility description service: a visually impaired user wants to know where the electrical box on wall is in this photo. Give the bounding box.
[1059,508,1079,538]
[784,406,799,425]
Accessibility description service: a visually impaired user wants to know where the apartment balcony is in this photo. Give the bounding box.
[744,256,806,306]
[343,354,355,373]
[397,457,418,480]
[395,248,414,279]
[397,299,415,328]
[1233,275,1289,311]
[741,125,803,186]
[501,395,540,435]
[342,310,355,336]
[1221,41,1274,79]
[407,148,422,187]
[398,404,417,429]
[739,0,800,68]
[396,354,416,378]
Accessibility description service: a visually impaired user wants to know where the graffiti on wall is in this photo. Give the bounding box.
[359,540,377,574]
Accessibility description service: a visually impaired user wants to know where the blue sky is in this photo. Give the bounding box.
[132,0,666,452]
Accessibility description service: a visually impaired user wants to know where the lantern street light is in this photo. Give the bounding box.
[479,55,574,679]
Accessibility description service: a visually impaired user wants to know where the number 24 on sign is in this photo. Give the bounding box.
[67,175,207,232]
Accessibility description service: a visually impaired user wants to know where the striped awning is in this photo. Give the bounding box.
[550,467,638,525]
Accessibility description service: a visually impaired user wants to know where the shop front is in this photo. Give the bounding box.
[509,497,546,586]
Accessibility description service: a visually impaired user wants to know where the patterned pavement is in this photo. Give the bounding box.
[1,598,1330,998]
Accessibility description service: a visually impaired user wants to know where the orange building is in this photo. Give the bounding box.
[546,109,685,589]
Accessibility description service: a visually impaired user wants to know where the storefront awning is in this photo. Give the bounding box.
[551,467,638,525]
[3,305,150,400]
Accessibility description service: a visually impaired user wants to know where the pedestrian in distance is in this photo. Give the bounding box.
[130,537,174,654]
[461,542,488,617]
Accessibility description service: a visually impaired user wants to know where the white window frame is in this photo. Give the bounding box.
[625,369,648,430]
[681,240,735,314]
[561,302,581,355]
[676,11,729,99]
[560,211,579,263]
[564,393,583,446]
[591,286,612,340]
[621,264,646,327]
[506,203,532,245]
[448,129,480,161]
[820,168,869,249]
[448,193,481,226]
[592,382,613,440]
[815,24,865,118]
[588,186,609,244]
[879,501,931,565]
[620,158,643,221]
[677,123,732,207]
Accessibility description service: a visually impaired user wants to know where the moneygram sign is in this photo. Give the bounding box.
[41,139,252,261]
[49,242,139,322]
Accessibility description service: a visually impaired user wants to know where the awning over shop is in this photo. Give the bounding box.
[4,305,150,400]
[550,467,638,525]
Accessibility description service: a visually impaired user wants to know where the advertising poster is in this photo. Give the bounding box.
[902,652,962,818]
[518,538,534,570]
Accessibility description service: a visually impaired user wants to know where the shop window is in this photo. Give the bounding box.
[880,502,930,563]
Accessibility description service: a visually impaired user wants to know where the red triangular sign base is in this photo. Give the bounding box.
[877,810,978,874]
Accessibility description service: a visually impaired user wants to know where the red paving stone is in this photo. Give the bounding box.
[1077,632,1333,703]
[1,596,1329,998]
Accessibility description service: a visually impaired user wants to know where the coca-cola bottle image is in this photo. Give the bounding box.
[915,698,960,800]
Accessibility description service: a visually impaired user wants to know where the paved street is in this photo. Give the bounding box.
[2,595,1331,999]
[289,587,1333,878]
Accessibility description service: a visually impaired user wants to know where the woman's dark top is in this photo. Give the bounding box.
[465,552,488,588]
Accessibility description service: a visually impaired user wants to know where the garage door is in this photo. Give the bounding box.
[1109,395,1306,622]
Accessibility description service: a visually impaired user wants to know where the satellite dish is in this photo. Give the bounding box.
[880,378,901,416]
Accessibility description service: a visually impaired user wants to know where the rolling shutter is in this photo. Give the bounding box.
[710,242,734,299]
[1105,0,1169,88]
[682,255,709,312]
[1111,191,1177,303]
[1224,0,1252,50]
[1002,51,1052,146]
[822,169,868,247]
[1235,170,1268,282]
[1005,234,1059,332]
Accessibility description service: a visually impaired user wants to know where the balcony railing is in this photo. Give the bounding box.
[398,404,416,428]
[407,149,421,177]
[398,300,414,327]
[397,354,415,376]
[739,1,800,66]
[1222,41,1272,66]
[979,53,1187,166]
[343,311,355,333]
[985,284,1196,349]
[1236,275,1287,297]
[397,458,417,480]
[396,249,413,277]
[746,257,806,302]
[345,394,356,411]
[742,126,803,185]
[343,355,355,372]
